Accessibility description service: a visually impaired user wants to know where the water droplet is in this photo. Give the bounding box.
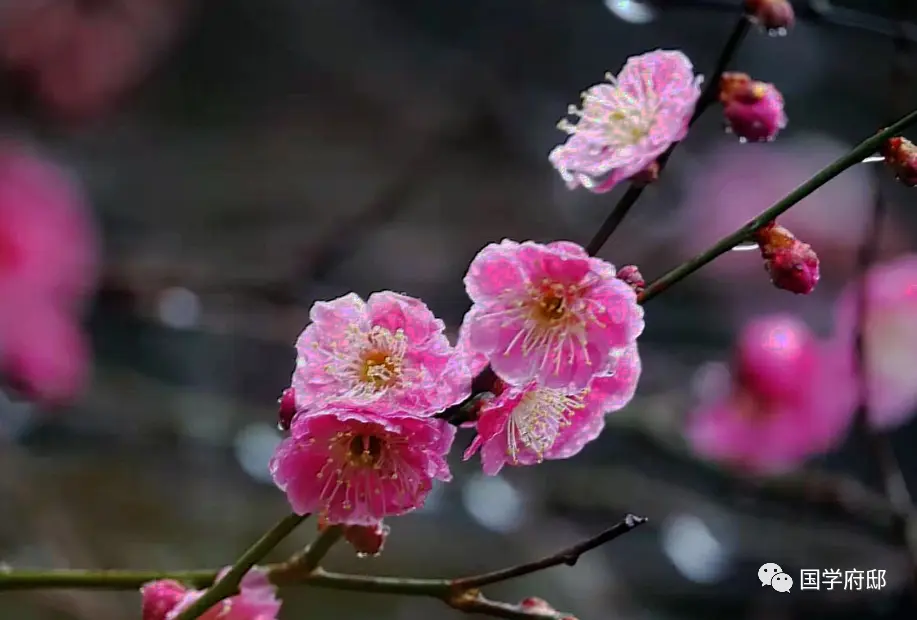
[766,27,787,37]
[356,551,380,559]
[737,136,748,144]
[862,155,884,164]
[731,242,760,252]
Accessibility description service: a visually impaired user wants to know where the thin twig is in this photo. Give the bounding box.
[584,17,750,256]
[637,106,917,304]
[169,513,308,620]
[451,514,646,589]
[0,515,645,620]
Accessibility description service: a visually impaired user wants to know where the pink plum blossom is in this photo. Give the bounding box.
[719,72,787,142]
[465,345,640,475]
[270,406,455,525]
[141,567,281,620]
[549,49,702,193]
[292,291,471,416]
[832,255,917,430]
[687,314,854,474]
[0,302,90,406]
[754,221,820,294]
[462,239,644,391]
[0,144,97,308]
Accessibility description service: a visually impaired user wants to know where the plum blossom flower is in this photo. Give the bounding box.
[270,406,455,525]
[687,314,854,474]
[141,567,281,620]
[832,255,917,430]
[0,144,97,307]
[0,144,97,405]
[464,345,640,475]
[549,49,702,193]
[292,292,470,416]
[462,240,644,391]
[719,72,787,142]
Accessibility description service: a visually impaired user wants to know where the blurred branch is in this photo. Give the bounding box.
[0,515,646,620]
[585,16,750,256]
[637,106,917,303]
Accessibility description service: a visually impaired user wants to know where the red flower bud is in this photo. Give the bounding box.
[616,265,645,294]
[754,222,820,294]
[344,521,390,557]
[881,136,917,187]
[719,72,786,142]
[277,387,297,431]
[744,0,795,32]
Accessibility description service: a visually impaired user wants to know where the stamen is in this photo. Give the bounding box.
[507,388,587,460]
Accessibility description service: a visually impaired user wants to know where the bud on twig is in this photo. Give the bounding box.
[744,0,795,33]
[753,221,820,294]
[616,265,646,295]
[719,72,786,142]
[881,136,917,186]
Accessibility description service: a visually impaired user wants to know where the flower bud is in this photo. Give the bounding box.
[518,597,577,619]
[141,580,186,620]
[754,222,820,294]
[719,72,786,142]
[277,387,297,431]
[881,136,917,187]
[616,265,645,295]
[343,521,391,557]
[744,0,795,32]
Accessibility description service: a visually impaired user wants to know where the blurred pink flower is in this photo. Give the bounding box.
[832,255,917,430]
[0,0,188,120]
[292,292,470,416]
[462,240,644,391]
[0,303,90,406]
[675,136,878,282]
[0,144,97,307]
[464,345,640,475]
[142,567,281,620]
[270,406,454,525]
[719,72,787,143]
[687,314,854,474]
[549,50,702,193]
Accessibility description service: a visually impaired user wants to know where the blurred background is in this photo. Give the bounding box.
[1,0,917,618]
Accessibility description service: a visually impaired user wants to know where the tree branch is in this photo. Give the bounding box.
[169,513,308,620]
[0,515,646,620]
[637,105,917,304]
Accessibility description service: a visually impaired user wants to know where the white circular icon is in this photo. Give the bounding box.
[758,562,782,586]
[771,572,794,593]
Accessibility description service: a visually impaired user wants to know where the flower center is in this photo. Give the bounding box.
[557,71,656,149]
[360,349,400,389]
[507,387,587,461]
[536,294,566,323]
[346,434,384,467]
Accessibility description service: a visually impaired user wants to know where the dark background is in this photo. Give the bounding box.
[1,1,916,618]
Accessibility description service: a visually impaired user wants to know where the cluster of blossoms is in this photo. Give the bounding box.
[269,240,645,530]
[688,255,917,473]
[0,142,97,405]
[143,568,280,620]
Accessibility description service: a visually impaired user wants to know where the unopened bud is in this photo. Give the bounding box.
[344,521,391,557]
[719,72,786,142]
[881,136,917,186]
[520,597,556,613]
[754,222,820,294]
[744,0,794,32]
[277,387,297,431]
[616,265,645,294]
